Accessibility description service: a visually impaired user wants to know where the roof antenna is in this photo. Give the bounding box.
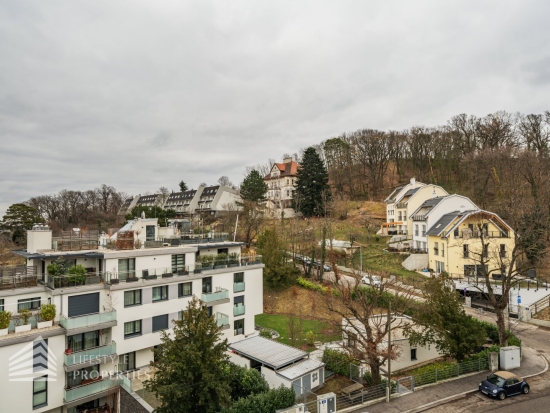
[432,187,436,199]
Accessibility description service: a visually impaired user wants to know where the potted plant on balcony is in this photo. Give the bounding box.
[67,264,87,286]
[214,253,228,269]
[0,310,12,336]
[199,255,214,271]
[38,304,56,329]
[142,269,157,280]
[162,268,173,278]
[15,308,32,333]
[228,252,240,267]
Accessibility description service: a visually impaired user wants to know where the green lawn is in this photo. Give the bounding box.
[255,314,341,348]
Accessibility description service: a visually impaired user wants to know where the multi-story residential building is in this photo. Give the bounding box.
[263,157,299,218]
[383,178,426,235]
[425,209,515,276]
[117,195,139,215]
[195,185,241,216]
[0,220,263,413]
[410,195,479,253]
[136,194,164,209]
[163,188,203,217]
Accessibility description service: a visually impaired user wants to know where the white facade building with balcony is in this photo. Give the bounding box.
[264,157,299,218]
[0,220,263,413]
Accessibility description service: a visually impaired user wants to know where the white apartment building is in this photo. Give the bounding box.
[410,195,479,253]
[0,219,263,413]
[264,157,299,218]
[382,178,448,236]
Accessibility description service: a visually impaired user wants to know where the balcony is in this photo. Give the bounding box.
[46,272,107,289]
[233,304,245,317]
[411,214,427,221]
[201,288,230,305]
[64,374,130,403]
[59,311,117,331]
[233,282,245,293]
[410,248,428,254]
[64,341,117,368]
[0,266,42,290]
[454,230,509,239]
[216,312,229,329]
[396,202,407,209]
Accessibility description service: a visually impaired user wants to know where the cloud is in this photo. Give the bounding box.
[1,0,550,216]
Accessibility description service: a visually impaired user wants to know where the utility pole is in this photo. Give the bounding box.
[386,301,392,403]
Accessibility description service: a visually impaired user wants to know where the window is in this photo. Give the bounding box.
[234,272,244,283]
[500,244,506,257]
[422,225,426,236]
[410,349,417,361]
[202,277,212,294]
[152,286,168,302]
[178,282,192,297]
[415,225,418,236]
[346,332,357,348]
[434,242,439,256]
[206,306,213,317]
[454,228,460,237]
[234,319,244,336]
[463,244,469,258]
[67,365,99,387]
[172,254,185,273]
[124,290,142,307]
[67,331,99,352]
[118,258,135,278]
[146,225,155,241]
[124,320,142,338]
[152,314,169,332]
[33,376,48,409]
[119,352,136,372]
[441,244,444,257]
[18,297,41,312]
[0,298,3,312]
[483,243,489,258]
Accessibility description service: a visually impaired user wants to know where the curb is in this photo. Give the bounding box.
[402,354,548,413]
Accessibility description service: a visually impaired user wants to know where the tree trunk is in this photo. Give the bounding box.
[370,361,382,385]
[495,308,508,346]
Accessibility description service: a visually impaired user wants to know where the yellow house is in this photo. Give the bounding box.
[425,210,515,278]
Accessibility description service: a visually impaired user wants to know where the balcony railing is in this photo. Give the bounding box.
[201,288,229,303]
[0,266,42,290]
[396,202,407,209]
[233,304,245,317]
[216,313,229,328]
[59,311,116,330]
[410,248,428,254]
[65,342,117,366]
[454,230,509,239]
[233,282,245,293]
[46,272,107,290]
[64,374,130,403]
[411,214,427,221]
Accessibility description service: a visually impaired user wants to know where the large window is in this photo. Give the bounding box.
[124,290,142,307]
[172,254,185,273]
[146,225,155,241]
[33,376,48,408]
[67,365,99,387]
[234,272,244,283]
[124,320,142,338]
[153,286,168,302]
[152,314,169,332]
[411,348,417,361]
[178,282,192,297]
[67,331,99,353]
[234,319,244,336]
[118,258,135,278]
[18,297,41,312]
[119,352,136,372]
[463,244,469,258]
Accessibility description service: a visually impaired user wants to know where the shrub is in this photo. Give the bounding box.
[259,330,273,339]
[39,304,56,322]
[68,264,87,275]
[305,331,315,346]
[227,363,270,401]
[322,349,358,376]
[0,310,12,329]
[19,308,32,325]
[297,277,326,294]
[222,385,295,413]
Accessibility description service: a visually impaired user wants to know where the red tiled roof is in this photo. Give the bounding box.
[264,161,299,180]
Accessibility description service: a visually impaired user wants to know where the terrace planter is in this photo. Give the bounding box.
[15,324,31,333]
[144,275,158,280]
[110,279,120,285]
[177,270,189,276]
[228,263,239,268]
[202,266,213,271]
[126,277,139,283]
[162,273,173,278]
[194,269,203,274]
[37,320,53,329]
[0,328,8,337]
[214,265,227,269]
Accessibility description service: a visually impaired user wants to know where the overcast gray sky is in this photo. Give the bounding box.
[1,0,550,216]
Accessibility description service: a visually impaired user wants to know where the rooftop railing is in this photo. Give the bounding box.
[411,214,427,221]
[46,272,107,289]
[454,231,509,239]
[0,266,42,290]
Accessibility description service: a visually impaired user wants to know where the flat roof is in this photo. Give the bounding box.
[229,336,307,370]
[277,358,325,380]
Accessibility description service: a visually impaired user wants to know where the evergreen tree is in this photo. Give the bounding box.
[257,229,298,289]
[125,206,176,227]
[240,170,268,202]
[0,203,45,245]
[179,181,189,192]
[145,296,231,413]
[294,147,331,217]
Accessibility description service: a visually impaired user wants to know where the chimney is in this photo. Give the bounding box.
[27,224,52,253]
[410,177,416,189]
[283,157,292,164]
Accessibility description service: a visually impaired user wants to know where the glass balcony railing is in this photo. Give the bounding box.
[64,374,128,403]
[233,282,245,293]
[201,288,229,303]
[233,304,245,317]
[59,311,116,330]
[216,313,229,327]
[64,342,117,366]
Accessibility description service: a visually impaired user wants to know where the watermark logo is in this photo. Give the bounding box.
[9,336,57,382]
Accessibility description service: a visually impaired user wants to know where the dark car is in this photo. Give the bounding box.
[479,371,529,400]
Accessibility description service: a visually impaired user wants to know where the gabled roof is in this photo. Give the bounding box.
[166,190,196,201]
[229,336,307,370]
[264,161,299,179]
[426,211,464,236]
[426,209,512,237]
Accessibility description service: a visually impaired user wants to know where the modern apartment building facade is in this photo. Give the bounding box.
[0,219,263,413]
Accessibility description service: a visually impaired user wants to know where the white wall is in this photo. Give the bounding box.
[384,338,442,372]
[261,366,291,390]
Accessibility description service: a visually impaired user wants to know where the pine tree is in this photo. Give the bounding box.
[294,147,331,217]
[145,296,231,413]
[179,181,189,192]
[240,170,268,202]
